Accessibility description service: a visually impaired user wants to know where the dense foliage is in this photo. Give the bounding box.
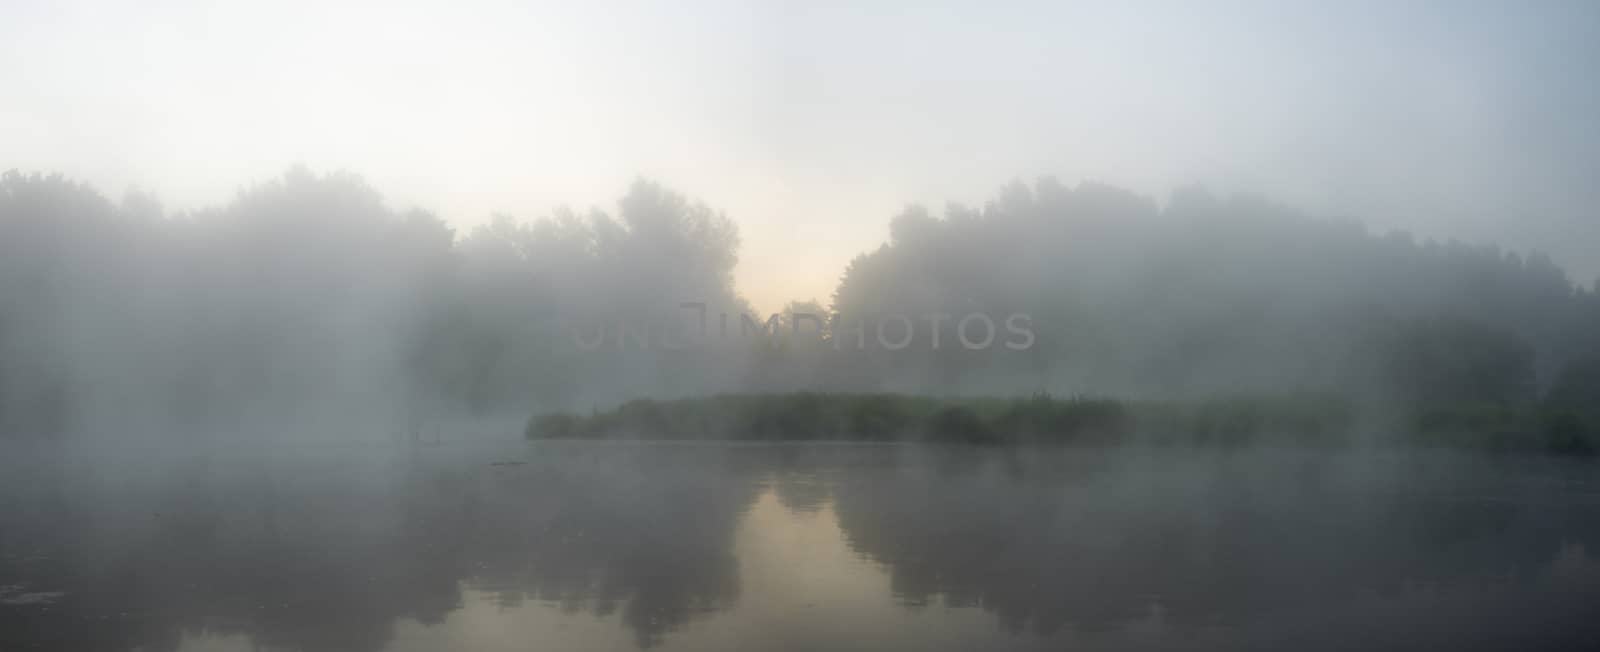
[2,169,1598,444]
[526,391,1594,454]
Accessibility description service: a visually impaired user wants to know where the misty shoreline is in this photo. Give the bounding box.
[4,169,1599,445]
[526,392,1598,457]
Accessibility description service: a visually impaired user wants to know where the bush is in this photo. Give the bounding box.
[526,413,580,439]
[522,391,1592,457]
[1547,354,1600,424]
[1543,412,1596,457]
[925,406,999,445]
[992,395,1130,444]
[1382,315,1536,409]
[847,394,911,439]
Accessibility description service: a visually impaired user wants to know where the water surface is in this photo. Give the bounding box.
[3,442,1598,651]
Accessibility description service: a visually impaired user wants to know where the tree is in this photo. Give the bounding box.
[1381,315,1536,409]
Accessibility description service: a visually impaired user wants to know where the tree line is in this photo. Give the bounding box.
[2,168,1597,441]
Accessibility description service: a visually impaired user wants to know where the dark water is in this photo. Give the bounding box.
[3,441,1599,651]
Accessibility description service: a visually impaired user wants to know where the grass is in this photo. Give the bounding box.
[526,392,1599,456]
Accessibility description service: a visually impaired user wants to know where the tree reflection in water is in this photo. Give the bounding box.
[3,444,1599,651]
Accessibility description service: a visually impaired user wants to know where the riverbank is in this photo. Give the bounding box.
[527,393,1597,456]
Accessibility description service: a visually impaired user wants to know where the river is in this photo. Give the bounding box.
[2,441,1598,651]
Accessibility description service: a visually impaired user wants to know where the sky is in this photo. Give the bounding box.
[3,0,1598,311]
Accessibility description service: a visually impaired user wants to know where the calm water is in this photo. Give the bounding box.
[3,441,1599,651]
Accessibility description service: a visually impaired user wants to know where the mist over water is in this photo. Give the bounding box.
[3,169,1598,442]
[5,150,1600,652]
[5,1,1600,650]
[4,443,1599,651]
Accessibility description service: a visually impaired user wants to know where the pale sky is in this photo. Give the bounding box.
[4,0,1598,311]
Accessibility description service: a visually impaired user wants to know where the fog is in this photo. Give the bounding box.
[4,0,1598,441]
[2,166,1598,441]
[5,2,1600,650]
[5,442,1598,651]
[5,1,1599,310]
